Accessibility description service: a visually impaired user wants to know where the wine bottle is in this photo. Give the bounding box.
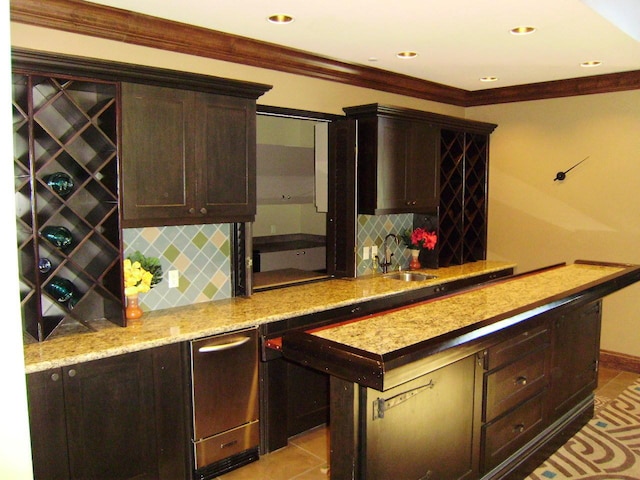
[38,258,52,273]
[41,226,73,249]
[44,172,74,197]
[44,276,77,304]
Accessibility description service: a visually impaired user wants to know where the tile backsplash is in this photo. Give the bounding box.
[357,214,414,275]
[123,224,232,311]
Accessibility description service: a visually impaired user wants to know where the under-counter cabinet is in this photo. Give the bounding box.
[357,355,479,480]
[26,344,190,480]
[121,82,267,226]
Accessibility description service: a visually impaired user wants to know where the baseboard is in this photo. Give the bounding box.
[599,349,640,373]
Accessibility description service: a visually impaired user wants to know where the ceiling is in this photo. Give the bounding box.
[84,0,640,91]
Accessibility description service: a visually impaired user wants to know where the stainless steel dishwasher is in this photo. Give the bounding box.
[190,327,259,479]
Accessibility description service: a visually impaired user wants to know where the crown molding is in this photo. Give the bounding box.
[10,0,640,107]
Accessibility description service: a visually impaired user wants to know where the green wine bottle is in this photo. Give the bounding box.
[44,172,74,197]
[44,276,77,304]
[41,226,73,249]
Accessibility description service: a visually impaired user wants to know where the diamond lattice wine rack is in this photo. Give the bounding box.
[438,129,489,268]
[13,73,124,341]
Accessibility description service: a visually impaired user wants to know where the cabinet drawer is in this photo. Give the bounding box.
[482,391,546,472]
[485,348,548,421]
[487,323,549,370]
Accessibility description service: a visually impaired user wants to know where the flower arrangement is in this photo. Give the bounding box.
[123,251,163,296]
[399,227,438,250]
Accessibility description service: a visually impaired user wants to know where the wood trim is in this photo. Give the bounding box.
[599,349,640,374]
[11,0,640,106]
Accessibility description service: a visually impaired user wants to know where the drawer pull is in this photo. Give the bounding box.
[515,376,528,386]
[198,337,250,353]
[513,423,526,434]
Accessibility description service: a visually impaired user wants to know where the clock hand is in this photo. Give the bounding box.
[554,156,590,181]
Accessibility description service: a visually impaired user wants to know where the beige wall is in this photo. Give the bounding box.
[469,92,640,356]
[11,23,640,357]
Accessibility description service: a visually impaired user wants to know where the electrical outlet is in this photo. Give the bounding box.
[362,246,370,260]
[270,225,276,234]
[168,270,179,288]
[371,245,378,258]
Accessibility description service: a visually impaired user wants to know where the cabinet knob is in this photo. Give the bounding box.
[68,369,77,377]
[513,423,526,434]
[188,207,196,214]
[200,207,207,215]
[515,376,528,386]
[50,373,60,382]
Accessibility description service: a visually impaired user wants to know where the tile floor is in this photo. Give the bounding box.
[217,367,638,480]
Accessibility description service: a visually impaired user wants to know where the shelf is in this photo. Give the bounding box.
[13,72,124,341]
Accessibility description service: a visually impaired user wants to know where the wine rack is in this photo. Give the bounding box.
[439,129,489,267]
[13,73,124,341]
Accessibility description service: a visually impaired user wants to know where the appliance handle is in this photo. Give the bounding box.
[198,336,251,353]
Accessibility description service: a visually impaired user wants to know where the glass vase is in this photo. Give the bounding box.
[126,294,143,323]
[409,249,421,270]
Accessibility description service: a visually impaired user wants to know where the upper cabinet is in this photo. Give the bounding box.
[344,104,439,214]
[121,82,265,227]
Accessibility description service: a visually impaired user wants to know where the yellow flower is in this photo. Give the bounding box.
[123,258,153,295]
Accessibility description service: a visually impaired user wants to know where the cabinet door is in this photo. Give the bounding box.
[363,355,478,480]
[64,352,159,480]
[197,93,256,221]
[549,301,601,420]
[365,117,438,214]
[121,82,196,226]
[27,369,69,480]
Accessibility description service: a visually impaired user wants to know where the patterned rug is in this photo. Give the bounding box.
[527,377,640,479]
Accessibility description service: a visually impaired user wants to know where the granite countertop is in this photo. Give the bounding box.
[23,260,514,373]
[309,262,632,356]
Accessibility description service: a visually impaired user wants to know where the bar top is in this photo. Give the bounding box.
[312,263,630,355]
[281,261,640,390]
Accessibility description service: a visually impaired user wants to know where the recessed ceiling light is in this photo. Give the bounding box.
[510,26,536,35]
[580,60,602,67]
[267,14,294,24]
[368,57,379,62]
[480,76,499,82]
[397,51,418,59]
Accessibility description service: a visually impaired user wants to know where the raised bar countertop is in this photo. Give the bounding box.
[281,261,640,391]
[23,260,514,374]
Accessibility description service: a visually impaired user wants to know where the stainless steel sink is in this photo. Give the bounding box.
[383,272,437,282]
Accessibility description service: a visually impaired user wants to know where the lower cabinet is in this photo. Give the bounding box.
[362,355,478,480]
[327,300,603,479]
[479,300,601,477]
[549,301,601,421]
[26,344,190,480]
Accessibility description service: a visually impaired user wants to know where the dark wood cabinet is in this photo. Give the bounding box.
[121,82,259,226]
[358,355,479,480]
[549,301,601,420]
[26,344,190,480]
[480,321,551,473]
[329,104,496,277]
[344,104,439,214]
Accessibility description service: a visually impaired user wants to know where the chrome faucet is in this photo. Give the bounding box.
[379,233,398,273]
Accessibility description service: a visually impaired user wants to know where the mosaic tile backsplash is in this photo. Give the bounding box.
[123,224,232,312]
[357,214,414,275]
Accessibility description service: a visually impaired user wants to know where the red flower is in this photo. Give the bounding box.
[401,228,437,250]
